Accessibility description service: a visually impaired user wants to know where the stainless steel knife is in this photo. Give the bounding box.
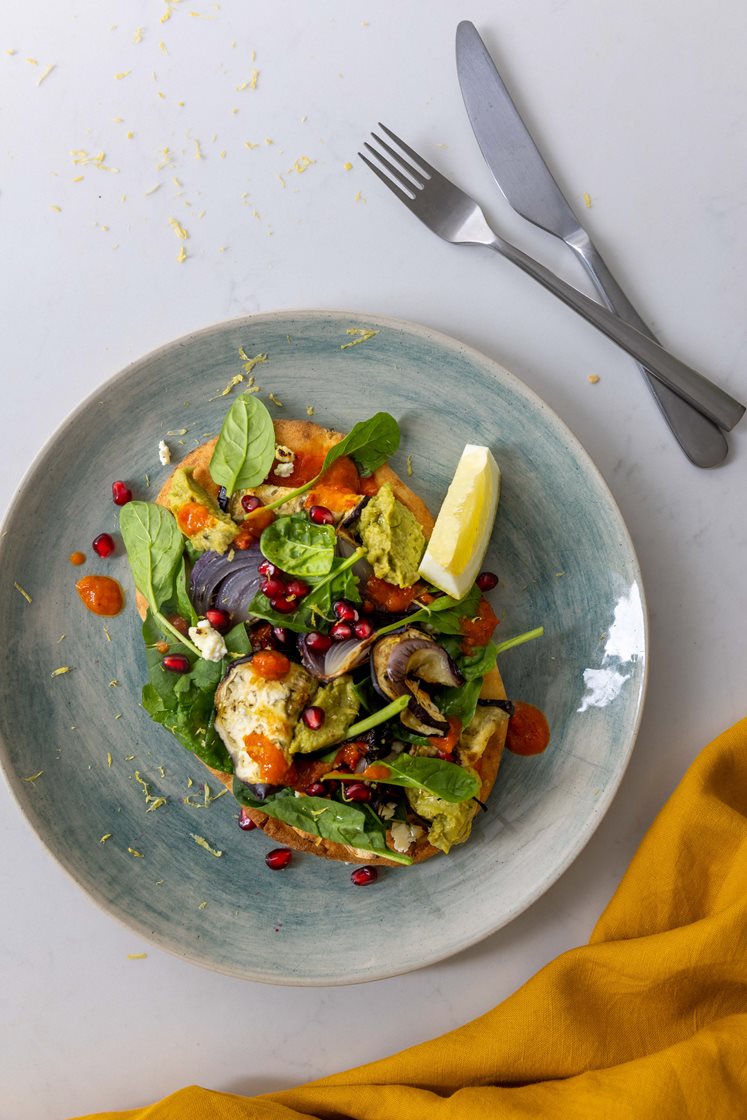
[455,19,728,468]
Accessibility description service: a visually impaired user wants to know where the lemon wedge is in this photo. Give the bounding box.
[418,445,501,599]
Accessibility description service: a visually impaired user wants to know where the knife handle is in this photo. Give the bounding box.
[566,231,728,468]
[485,236,745,432]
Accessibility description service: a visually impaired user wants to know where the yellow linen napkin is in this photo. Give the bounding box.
[76,717,747,1120]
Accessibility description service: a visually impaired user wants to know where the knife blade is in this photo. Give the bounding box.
[455,20,729,468]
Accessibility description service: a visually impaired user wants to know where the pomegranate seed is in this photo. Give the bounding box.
[163,654,191,673]
[302,706,325,730]
[92,532,115,558]
[238,808,257,831]
[286,578,310,599]
[111,480,133,506]
[351,865,378,886]
[258,560,278,577]
[333,600,359,622]
[305,782,327,797]
[206,608,231,633]
[330,620,353,641]
[270,596,296,615]
[353,619,374,640]
[271,626,291,646]
[343,781,371,803]
[306,631,332,653]
[241,494,263,513]
[476,570,499,591]
[261,576,286,599]
[309,505,334,525]
[265,847,292,871]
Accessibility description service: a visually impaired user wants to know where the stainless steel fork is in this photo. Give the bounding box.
[359,124,744,433]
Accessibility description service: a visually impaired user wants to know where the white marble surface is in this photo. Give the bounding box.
[1,1,746,1117]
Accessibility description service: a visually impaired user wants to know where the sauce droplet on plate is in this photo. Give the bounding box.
[69,551,86,566]
[506,701,550,756]
[75,575,124,616]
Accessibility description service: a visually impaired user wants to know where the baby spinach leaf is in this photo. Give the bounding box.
[141,612,233,772]
[232,784,412,865]
[320,411,400,478]
[439,679,484,725]
[120,501,200,653]
[334,754,480,804]
[209,394,276,495]
[175,557,199,627]
[260,514,336,578]
[261,413,400,513]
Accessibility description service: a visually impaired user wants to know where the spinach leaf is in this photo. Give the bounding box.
[224,621,251,656]
[141,612,233,772]
[320,411,400,478]
[232,784,412,865]
[175,557,199,627]
[261,413,400,513]
[374,585,481,640]
[120,501,199,653]
[260,514,336,578]
[334,754,480,804]
[209,394,276,495]
[439,678,483,725]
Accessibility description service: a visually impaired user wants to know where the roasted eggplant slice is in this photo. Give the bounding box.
[214,654,317,784]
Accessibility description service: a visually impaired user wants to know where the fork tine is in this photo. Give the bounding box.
[358,151,418,212]
[377,122,439,180]
[363,141,422,195]
[369,132,426,188]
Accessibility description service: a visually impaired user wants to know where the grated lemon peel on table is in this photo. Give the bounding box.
[191,834,223,857]
[418,444,501,600]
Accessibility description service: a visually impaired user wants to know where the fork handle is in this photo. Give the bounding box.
[486,236,744,432]
[567,231,727,467]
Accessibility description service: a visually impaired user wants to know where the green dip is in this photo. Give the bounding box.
[289,676,360,754]
[359,482,425,588]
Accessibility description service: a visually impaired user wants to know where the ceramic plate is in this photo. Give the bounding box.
[0,311,646,985]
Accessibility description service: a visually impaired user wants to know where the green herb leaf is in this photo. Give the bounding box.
[120,501,199,652]
[232,784,412,865]
[260,514,336,578]
[175,557,198,627]
[141,612,233,771]
[334,754,480,804]
[209,394,276,495]
[319,411,400,478]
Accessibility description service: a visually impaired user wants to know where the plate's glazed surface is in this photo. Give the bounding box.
[0,311,646,984]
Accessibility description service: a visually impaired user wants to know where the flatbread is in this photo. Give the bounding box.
[139,419,509,865]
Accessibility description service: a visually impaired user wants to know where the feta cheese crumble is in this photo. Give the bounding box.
[390,820,424,853]
[188,619,227,662]
[158,439,171,465]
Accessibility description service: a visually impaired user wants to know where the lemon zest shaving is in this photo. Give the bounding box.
[115,70,132,80]
[128,848,144,858]
[14,582,32,603]
[146,797,167,812]
[340,327,378,350]
[244,140,258,149]
[177,245,187,263]
[71,150,119,173]
[268,392,284,408]
[50,204,62,213]
[144,184,161,196]
[587,374,600,384]
[159,40,168,53]
[169,217,189,240]
[406,454,414,477]
[194,138,204,160]
[128,952,148,959]
[38,64,56,86]
[51,666,71,677]
[107,752,113,767]
[198,900,208,910]
[23,771,44,783]
[289,155,314,174]
[343,161,353,171]
[191,834,223,857]
[306,405,315,416]
[109,679,119,686]
[99,833,112,843]
[103,626,112,641]
[26,57,39,65]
